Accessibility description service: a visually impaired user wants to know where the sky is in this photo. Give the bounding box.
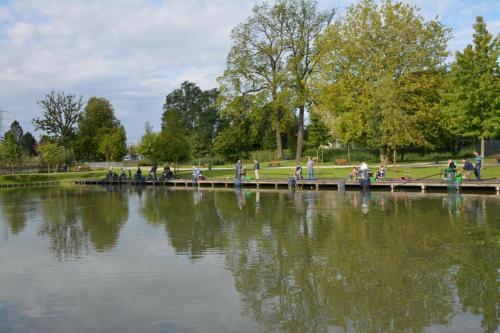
[0,0,499,143]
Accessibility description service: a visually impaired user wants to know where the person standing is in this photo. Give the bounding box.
[306,156,315,179]
[359,161,368,179]
[253,160,260,180]
[192,165,201,181]
[236,160,242,180]
[473,151,482,180]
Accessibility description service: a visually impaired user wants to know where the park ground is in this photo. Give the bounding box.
[1,160,500,185]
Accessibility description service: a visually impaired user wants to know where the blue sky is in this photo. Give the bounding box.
[0,0,498,142]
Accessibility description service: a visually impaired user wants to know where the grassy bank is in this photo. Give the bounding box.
[176,164,500,180]
[1,164,498,185]
[0,170,107,185]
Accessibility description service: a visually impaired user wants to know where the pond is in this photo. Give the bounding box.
[0,186,499,333]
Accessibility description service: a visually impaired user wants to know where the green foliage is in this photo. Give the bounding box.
[219,1,292,159]
[76,97,126,161]
[282,0,334,159]
[2,121,38,162]
[0,131,22,168]
[161,81,220,159]
[305,112,332,148]
[159,111,190,163]
[316,0,450,162]
[98,126,127,162]
[20,132,37,156]
[8,121,24,143]
[446,16,500,141]
[33,91,83,147]
[213,121,252,162]
[137,126,162,164]
[37,142,65,172]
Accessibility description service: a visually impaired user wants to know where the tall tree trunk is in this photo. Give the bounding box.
[295,105,305,161]
[275,125,283,160]
[380,147,389,165]
[480,135,485,158]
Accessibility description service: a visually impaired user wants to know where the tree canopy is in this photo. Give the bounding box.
[446,16,500,156]
[161,81,220,159]
[315,0,451,162]
[76,97,126,161]
[33,91,83,147]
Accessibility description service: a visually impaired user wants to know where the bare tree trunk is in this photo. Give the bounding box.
[295,105,305,161]
[480,136,485,158]
[275,118,283,160]
[380,147,389,165]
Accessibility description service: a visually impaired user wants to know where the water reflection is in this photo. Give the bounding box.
[6,187,130,260]
[0,187,499,332]
[139,188,227,260]
[0,189,35,236]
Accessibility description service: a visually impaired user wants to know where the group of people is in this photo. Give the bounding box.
[348,162,385,181]
[444,151,482,181]
[294,157,317,180]
[106,165,174,182]
[147,164,175,181]
[235,159,259,181]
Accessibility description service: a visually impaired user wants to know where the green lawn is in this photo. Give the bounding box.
[176,164,500,180]
[0,170,107,185]
[1,163,498,185]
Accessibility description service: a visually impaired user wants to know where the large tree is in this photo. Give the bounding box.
[137,122,163,164]
[219,1,290,159]
[0,131,22,172]
[447,16,500,157]
[20,132,37,156]
[8,121,24,143]
[282,0,333,160]
[3,121,37,157]
[161,81,220,159]
[98,126,127,162]
[76,97,126,161]
[316,0,450,163]
[37,142,65,173]
[33,91,83,147]
[159,111,190,166]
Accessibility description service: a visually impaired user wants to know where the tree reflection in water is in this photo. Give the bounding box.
[37,186,129,260]
[2,186,498,331]
[138,189,499,333]
[0,189,37,236]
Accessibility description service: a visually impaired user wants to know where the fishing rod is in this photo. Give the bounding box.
[392,172,443,189]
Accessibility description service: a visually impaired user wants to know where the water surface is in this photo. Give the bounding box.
[0,186,499,333]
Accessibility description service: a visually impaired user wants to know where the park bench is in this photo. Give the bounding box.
[335,158,349,165]
[496,155,500,163]
[269,160,281,167]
